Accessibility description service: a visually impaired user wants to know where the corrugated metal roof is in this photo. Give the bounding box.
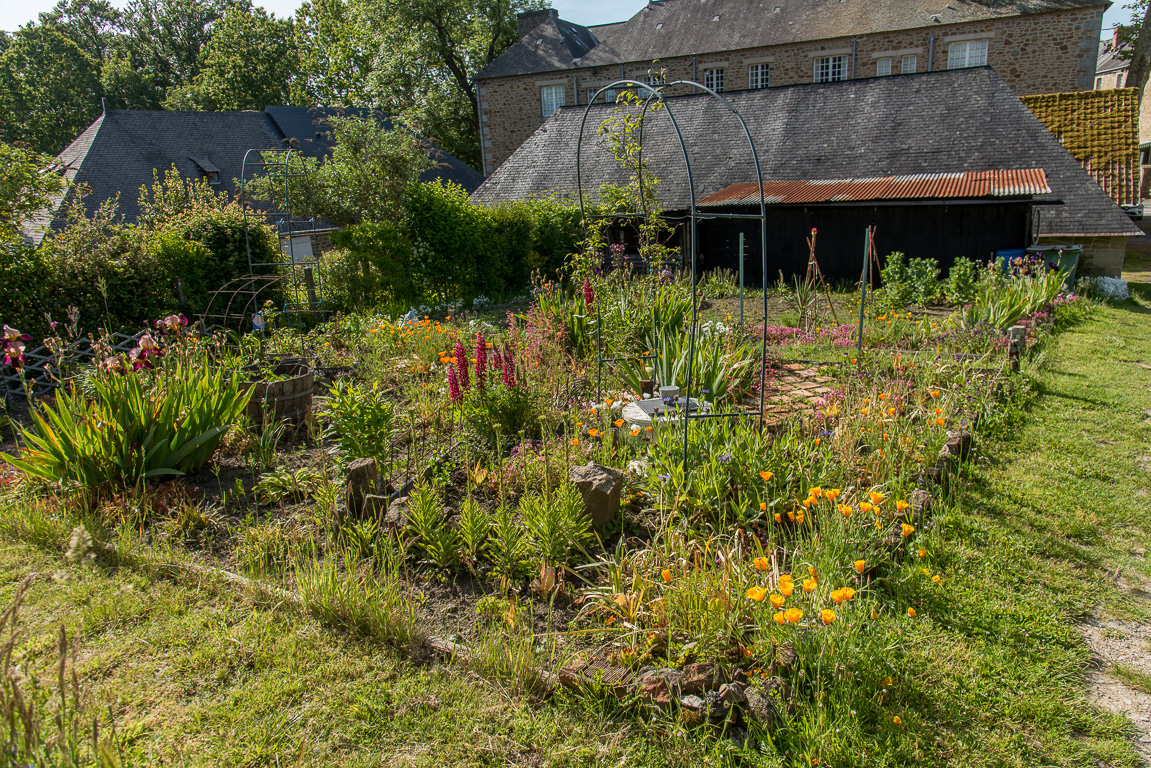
[697,170,1051,206]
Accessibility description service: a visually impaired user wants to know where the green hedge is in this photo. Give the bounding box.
[320,181,581,312]
[0,198,279,340]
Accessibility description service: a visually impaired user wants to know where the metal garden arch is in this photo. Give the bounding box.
[576,79,771,464]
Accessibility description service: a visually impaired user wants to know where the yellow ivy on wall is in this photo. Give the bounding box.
[1022,88,1139,205]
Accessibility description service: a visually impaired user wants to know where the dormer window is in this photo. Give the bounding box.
[190,156,221,185]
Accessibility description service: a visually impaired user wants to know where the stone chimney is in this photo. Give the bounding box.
[518,9,558,39]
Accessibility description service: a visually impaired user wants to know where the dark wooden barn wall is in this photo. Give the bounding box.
[695,203,1032,286]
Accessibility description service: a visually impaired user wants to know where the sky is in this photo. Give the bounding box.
[0,0,1136,39]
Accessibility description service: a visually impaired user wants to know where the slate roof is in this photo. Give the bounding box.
[476,0,1108,80]
[472,67,1139,238]
[27,106,484,244]
[1096,40,1127,76]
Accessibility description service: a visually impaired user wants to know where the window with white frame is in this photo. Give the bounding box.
[813,55,847,83]
[947,39,988,69]
[587,87,617,104]
[704,67,725,92]
[901,55,918,74]
[748,62,769,89]
[540,84,565,118]
[876,57,892,76]
[637,74,664,98]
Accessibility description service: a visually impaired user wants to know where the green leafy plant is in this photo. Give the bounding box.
[322,379,395,470]
[4,359,250,494]
[944,257,980,305]
[618,324,757,405]
[405,484,459,569]
[878,251,913,309]
[486,503,531,591]
[906,257,941,306]
[457,497,489,570]
[520,485,593,567]
[254,466,323,506]
[459,379,542,450]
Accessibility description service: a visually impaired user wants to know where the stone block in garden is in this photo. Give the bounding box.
[680,661,723,694]
[568,462,623,530]
[346,457,378,517]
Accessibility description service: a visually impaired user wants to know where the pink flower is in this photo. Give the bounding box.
[475,332,487,385]
[583,278,595,307]
[502,346,516,389]
[447,366,461,402]
[454,339,469,389]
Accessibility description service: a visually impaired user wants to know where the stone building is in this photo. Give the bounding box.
[474,0,1107,176]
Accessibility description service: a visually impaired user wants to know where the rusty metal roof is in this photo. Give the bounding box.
[697,170,1051,207]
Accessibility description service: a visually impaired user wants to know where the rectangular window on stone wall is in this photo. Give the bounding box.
[704,68,725,92]
[876,58,892,76]
[541,84,565,118]
[587,88,617,104]
[748,63,769,89]
[947,39,988,69]
[814,56,847,83]
[637,74,664,98]
[901,55,918,74]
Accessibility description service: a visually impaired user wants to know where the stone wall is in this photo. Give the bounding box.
[1035,234,1126,277]
[478,6,1104,175]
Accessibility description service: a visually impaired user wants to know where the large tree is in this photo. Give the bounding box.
[36,0,126,65]
[1120,1,1151,96]
[0,26,102,154]
[354,0,547,169]
[123,0,246,94]
[293,0,375,106]
[166,6,298,111]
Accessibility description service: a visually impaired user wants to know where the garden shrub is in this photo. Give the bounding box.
[944,257,980,305]
[878,251,913,309]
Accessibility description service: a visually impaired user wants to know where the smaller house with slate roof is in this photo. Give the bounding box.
[472,68,1138,277]
[25,106,485,248]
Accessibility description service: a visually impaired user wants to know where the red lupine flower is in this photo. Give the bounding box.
[475,332,487,385]
[583,278,595,307]
[447,366,461,402]
[454,339,469,389]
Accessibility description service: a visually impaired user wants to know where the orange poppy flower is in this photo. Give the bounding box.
[830,589,845,605]
[629,429,640,437]
[896,500,910,513]
[838,504,853,518]
[613,419,625,428]
[772,612,786,625]
[907,607,917,618]
[869,491,885,506]
[759,471,774,482]
[754,556,769,571]
[803,578,817,593]
[784,608,803,623]
[759,502,768,511]
[588,429,600,437]
[769,594,786,608]
[746,586,768,602]
[661,569,672,583]
[821,609,837,625]
[901,523,915,537]
[854,560,866,574]
[825,488,841,501]
[778,580,794,597]
[859,502,873,514]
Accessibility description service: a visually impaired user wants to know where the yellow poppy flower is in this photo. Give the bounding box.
[803,579,817,593]
[901,523,915,537]
[843,587,856,600]
[825,488,841,501]
[754,556,769,571]
[784,608,803,623]
[859,502,873,514]
[769,594,786,608]
[917,547,927,558]
[893,716,902,725]
[746,586,768,602]
[854,560,866,574]
[821,609,837,625]
[896,500,910,513]
[778,580,794,597]
[869,491,885,506]
[830,589,845,605]
[907,607,917,617]
[931,574,942,584]
[772,612,786,625]
[838,504,853,518]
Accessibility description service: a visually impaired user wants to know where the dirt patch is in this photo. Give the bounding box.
[1080,610,1151,762]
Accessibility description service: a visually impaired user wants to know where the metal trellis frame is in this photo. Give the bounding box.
[576,79,771,468]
